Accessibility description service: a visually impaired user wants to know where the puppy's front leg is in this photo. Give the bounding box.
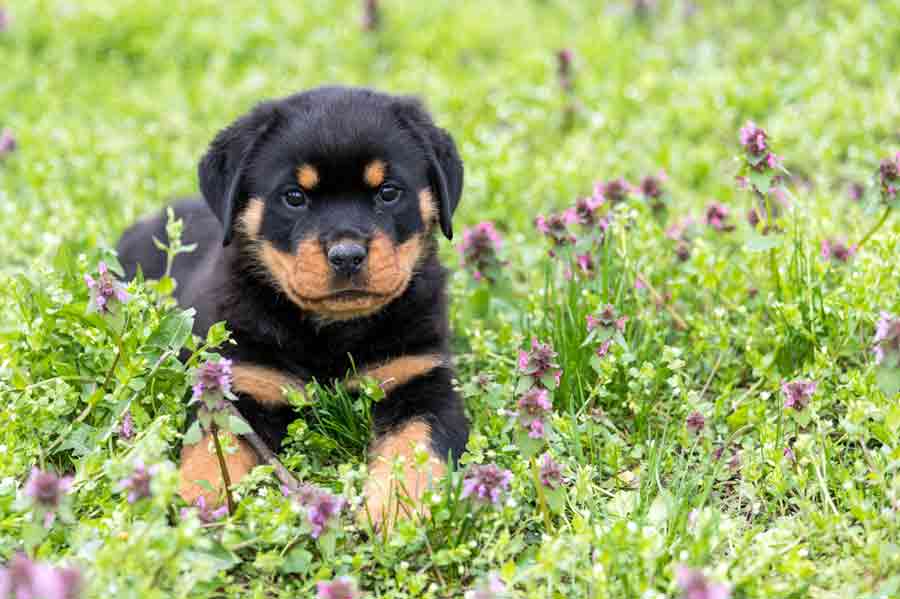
[359,356,468,530]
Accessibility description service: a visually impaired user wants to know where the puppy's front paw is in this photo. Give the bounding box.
[359,421,446,532]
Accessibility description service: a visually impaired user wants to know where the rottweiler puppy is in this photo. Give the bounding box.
[116,86,468,527]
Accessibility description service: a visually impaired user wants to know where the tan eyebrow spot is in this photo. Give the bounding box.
[364,159,386,188]
[296,164,319,190]
[418,188,436,227]
[238,197,264,238]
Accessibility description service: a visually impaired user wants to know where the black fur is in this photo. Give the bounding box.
[117,86,468,464]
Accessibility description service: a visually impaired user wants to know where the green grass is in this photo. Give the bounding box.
[2,1,900,597]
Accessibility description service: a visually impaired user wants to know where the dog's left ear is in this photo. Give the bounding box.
[392,97,464,240]
[198,101,280,246]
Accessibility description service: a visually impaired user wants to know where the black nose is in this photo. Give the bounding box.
[327,242,367,276]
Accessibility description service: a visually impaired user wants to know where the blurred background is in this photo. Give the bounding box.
[1,0,897,261]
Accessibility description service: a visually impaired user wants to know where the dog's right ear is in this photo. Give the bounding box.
[198,102,280,246]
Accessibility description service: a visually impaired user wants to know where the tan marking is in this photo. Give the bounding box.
[418,188,436,228]
[361,420,446,530]
[348,354,444,394]
[179,431,258,506]
[238,198,264,238]
[232,363,304,407]
[296,164,319,190]
[255,232,424,321]
[363,159,386,188]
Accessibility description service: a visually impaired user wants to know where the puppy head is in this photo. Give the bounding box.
[198,86,463,320]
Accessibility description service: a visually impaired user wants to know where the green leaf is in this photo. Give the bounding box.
[280,547,313,575]
[227,415,254,436]
[205,321,231,348]
[144,307,195,354]
[749,170,772,194]
[183,420,203,445]
[545,487,566,514]
[875,367,900,398]
[745,234,784,253]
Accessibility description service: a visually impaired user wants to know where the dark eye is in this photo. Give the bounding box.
[379,185,403,204]
[282,189,308,209]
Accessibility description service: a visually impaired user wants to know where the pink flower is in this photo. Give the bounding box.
[765,153,782,169]
[781,379,817,411]
[571,196,604,227]
[666,217,696,241]
[119,409,135,440]
[192,358,234,400]
[119,461,155,503]
[686,412,705,434]
[180,495,228,524]
[285,484,346,539]
[0,553,82,599]
[0,128,16,157]
[360,0,379,31]
[847,182,865,202]
[873,311,900,365]
[84,262,129,314]
[783,446,796,462]
[575,253,595,277]
[675,564,732,599]
[594,178,632,204]
[587,305,628,333]
[595,339,612,358]
[539,452,563,489]
[739,121,767,156]
[557,49,575,93]
[462,464,512,505]
[820,239,856,263]
[535,213,575,249]
[518,338,562,387]
[527,419,545,439]
[466,573,507,599]
[459,222,504,282]
[317,576,359,599]
[704,202,734,232]
[24,468,73,527]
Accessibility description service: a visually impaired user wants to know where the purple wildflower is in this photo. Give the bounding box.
[666,217,695,241]
[783,446,796,463]
[594,178,632,205]
[686,412,705,434]
[739,122,767,157]
[461,463,513,505]
[466,573,507,599]
[728,450,741,473]
[873,311,900,365]
[570,195,604,228]
[286,484,346,539]
[639,170,667,210]
[820,239,856,263]
[557,48,575,93]
[587,304,628,333]
[675,241,691,262]
[120,461,154,503]
[781,379,817,411]
[192,358,233,400]
[25,468,73,527]
[539,452,563,489]
[517,387,552,439]
[575,253,595,277]
[847,181,865,202]
[360,0,379,31]
[0,8,9,33]
[674,564,732,599]
[119,409,135,440]
[0,128,15,157]
[317,576,360,599]
[0,553,82,599]
[535,213,576,250]
[84,262,129,314]
[518,338,562,388]
[595,339,612,358]
[180,495,228,524]
[704,202,734,232]
[459,221,504,283]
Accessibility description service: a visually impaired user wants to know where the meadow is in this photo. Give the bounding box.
[1,1,900,597]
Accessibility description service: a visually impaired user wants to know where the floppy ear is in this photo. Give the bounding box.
[392,98,464,240]
[198,102,280,246]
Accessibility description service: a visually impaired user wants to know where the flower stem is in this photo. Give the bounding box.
[531,457,553,530]
[210,423,235,515]
[856,207,892,251]
[763,192,783,299]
